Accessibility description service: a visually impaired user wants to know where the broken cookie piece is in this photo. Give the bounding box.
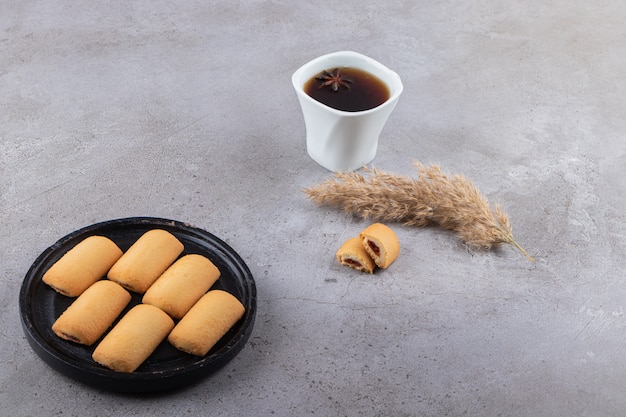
[336,237,375,273]
[359,223,400,269]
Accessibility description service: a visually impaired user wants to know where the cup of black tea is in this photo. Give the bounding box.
[292,51,403,172]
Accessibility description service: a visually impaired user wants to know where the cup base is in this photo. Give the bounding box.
[307,146,376,172]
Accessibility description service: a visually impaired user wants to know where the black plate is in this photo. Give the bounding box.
[19,217,257,393]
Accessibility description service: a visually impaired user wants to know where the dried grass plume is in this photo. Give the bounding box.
[303,161,534,262]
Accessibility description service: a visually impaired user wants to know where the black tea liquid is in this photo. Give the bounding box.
[304,67,390,112]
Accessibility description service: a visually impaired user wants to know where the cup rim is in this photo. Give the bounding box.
[291,50,403,116]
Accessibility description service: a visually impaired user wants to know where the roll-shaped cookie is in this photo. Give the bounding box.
[42,235,123,297]
[107,229,184,293]
[142,254,221,319]
[51,280,131,346]
[359,223,400,269]
[168,290,245,357]
[336,237,375,273]
[92,304,175,373]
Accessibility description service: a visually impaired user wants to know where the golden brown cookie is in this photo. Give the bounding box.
[168,290,245,357]
[52,280,131,346]
[359,223,400,269]
[42,235,123,297]
[142,254,221,319]
[335,237,375,273]
[107,229,184,293]
[92,304,175,373]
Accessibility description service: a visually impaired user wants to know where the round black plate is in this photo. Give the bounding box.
[19,217,257,393]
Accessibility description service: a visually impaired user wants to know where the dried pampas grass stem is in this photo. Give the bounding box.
[304,161,534,262]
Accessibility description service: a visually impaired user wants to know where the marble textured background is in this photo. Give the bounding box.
[1,1,625,416]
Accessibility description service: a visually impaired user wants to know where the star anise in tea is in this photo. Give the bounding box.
[316,68,352,92]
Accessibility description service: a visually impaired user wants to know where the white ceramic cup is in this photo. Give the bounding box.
[292,51,403,172]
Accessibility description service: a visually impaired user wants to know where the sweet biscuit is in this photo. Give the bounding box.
[168,290,245,357]
[92,304,175,373]
[359,223,400,269]
[142,254,221,319]
[42,235,123,297]
[52,280,131,346]
[107,229,184,293]
[335,237,375,273]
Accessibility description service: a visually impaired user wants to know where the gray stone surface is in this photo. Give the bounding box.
[2,0,625,416]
